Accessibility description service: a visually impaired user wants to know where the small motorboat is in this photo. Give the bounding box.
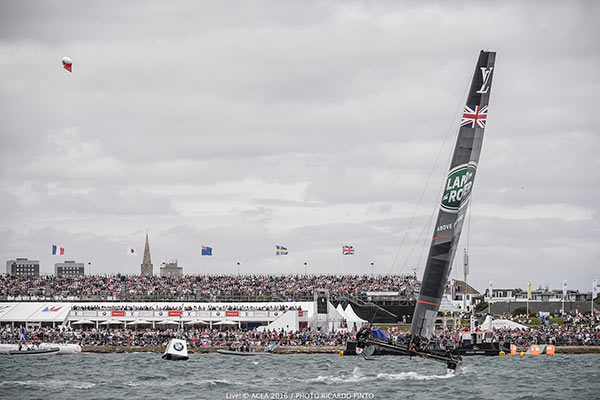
[8,347,60,356]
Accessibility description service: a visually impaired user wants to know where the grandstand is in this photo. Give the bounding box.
[0,274,420,328]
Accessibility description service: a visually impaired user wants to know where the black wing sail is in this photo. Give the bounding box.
[410,51,496,339]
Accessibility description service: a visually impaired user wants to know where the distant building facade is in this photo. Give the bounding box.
[486,288,590,303]
[141,233,153,276]
[444,280,482,312]
[485,287,594,314]
[6,258,40,277]
[160,260,183,277]
[55,261,85,277]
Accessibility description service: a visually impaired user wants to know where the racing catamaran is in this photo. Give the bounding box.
[355,50,496,371]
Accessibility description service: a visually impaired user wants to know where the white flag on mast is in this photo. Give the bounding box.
[593,279,598,299]
[562,280,568,300]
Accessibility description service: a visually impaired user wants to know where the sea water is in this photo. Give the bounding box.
[0,353,598,399]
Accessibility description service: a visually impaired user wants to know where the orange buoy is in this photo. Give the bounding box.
[546,345,555,355]
[530,345,540,356]
[510,344,517,356]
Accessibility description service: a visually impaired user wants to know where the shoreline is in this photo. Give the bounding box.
[80,345,600,355]
[81,345,345,354]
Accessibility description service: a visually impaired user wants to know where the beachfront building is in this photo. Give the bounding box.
[55,261,85,278]
[444,280,481,312]
[160,260,183,277]
[485,287,594,314]
[5,258,40,277]
[486,287,589,303]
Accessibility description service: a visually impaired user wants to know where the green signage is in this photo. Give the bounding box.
[441,162,477,212]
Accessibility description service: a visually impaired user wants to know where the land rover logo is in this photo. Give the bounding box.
[441,162,477,213]
[174,342,184,351]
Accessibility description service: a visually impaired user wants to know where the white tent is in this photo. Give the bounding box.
[0,302,71,324]
[99,320,127,325]
[213,320,238,326]
[492,319,529,330]
[156,320,180,326]
[71,319,95,325]
[344,304,368,328]
[336,304,350,321]
[480,315,529,331]
[184,319,208,325]
[439,297,460,313]
[255,310,298,332]
[156,319,179,325]
[126,319,152,326]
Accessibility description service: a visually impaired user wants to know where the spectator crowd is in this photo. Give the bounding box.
[1,311,597,349]
[0,325,352,348]
[0,274,420,301]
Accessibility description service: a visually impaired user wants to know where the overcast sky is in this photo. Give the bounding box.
[1,1,598,292]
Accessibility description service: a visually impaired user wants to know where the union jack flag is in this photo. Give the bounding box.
[342,245,355,255]
[461,104,488,128]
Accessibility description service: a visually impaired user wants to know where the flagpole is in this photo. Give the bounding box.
[562,279,566,315]
[526,280,530,316]
[592,278,597,316]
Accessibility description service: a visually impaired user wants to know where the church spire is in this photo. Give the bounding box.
[141,233,153,276]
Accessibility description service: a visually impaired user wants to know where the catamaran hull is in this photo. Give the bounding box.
[343,341,407,356]
[344,340,507,357]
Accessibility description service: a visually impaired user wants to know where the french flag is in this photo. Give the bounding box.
[52,245,65,255]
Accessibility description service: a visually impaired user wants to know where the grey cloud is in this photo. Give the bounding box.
[1,1,598,290]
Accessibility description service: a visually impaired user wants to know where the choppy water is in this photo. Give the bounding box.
[0,352,598,399]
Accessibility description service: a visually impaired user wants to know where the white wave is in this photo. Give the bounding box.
[459,364,476,375]
[126,378,234,388]
[305,368,456,384]
[376,371,456,381]
[0,380,95,389]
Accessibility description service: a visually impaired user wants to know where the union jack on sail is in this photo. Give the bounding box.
[461,105,488,128]
[342,245,355,255]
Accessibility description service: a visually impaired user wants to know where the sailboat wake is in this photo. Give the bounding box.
[376,371,457,381]
[304,367,460,384]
